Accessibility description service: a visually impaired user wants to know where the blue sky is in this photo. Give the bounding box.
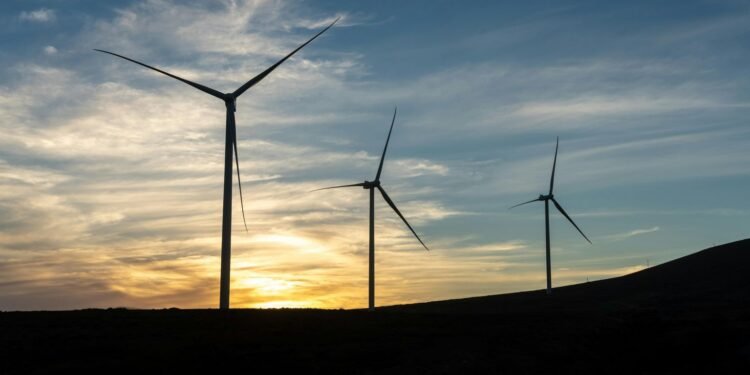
[1,0,749,310]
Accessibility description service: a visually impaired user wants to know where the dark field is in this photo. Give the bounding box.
[2,239,749,374]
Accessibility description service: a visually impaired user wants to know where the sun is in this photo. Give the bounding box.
[241,277,298,295]
[251,300,311,309]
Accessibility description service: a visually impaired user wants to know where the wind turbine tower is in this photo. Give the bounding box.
[510,137,591,294]
[96,19,339,310]
[313,108,429,311]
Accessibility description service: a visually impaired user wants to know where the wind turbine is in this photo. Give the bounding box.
[95,19,339,310]
[313,108,429,311]
[510,137,591,295]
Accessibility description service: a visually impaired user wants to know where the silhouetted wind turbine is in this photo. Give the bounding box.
[313,108,429,311]
[510,137,591,295]
[95,19,338,310]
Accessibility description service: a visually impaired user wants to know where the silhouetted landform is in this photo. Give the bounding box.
[2,239,749,374]
[387,238,750,314]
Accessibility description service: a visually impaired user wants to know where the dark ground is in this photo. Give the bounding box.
[2,239,749,374]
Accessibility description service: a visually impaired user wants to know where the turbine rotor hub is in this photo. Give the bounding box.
[224,95,237,112]
[363,180,380,189]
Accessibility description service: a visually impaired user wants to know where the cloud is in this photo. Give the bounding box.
[0,19,454,309]
[19,8,56,22]
[43,46,57,55]
[290,11,385,29]
[574,208,749,218]
[602,227,660,242]
[514,95,714,119]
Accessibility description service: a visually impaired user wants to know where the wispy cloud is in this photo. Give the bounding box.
[19,8,55,23]
[514,95,715,119]
[575,208,748,218]
[601,227,660,242]
[0,12,454,308]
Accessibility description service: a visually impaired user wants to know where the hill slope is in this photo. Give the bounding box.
[1,239,749,374]
[388,238,750,313]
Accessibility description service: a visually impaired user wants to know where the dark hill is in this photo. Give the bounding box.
[1,239,749,374]
[387,238,750,314]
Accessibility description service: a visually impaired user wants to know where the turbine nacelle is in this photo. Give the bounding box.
[539,194,553,201]
[363,180,380,189]
[224,95,237,112]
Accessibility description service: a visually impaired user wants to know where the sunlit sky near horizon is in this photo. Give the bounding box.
[1,0,749,310]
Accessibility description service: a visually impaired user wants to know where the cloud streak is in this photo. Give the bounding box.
[602,226,660,242]
[19,8,55,23]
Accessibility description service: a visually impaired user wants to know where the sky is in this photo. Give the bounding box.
[1,0,749,310]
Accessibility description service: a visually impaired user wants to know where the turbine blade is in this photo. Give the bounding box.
[375,107,397,181]
[231,122,248,233]
[310,182,365,192]
[93,49,224,99]
[232,17,339,98]
[509,198,541,209]
[551,198,591,244]
[549,136,559,195]
[377,186,429,251]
